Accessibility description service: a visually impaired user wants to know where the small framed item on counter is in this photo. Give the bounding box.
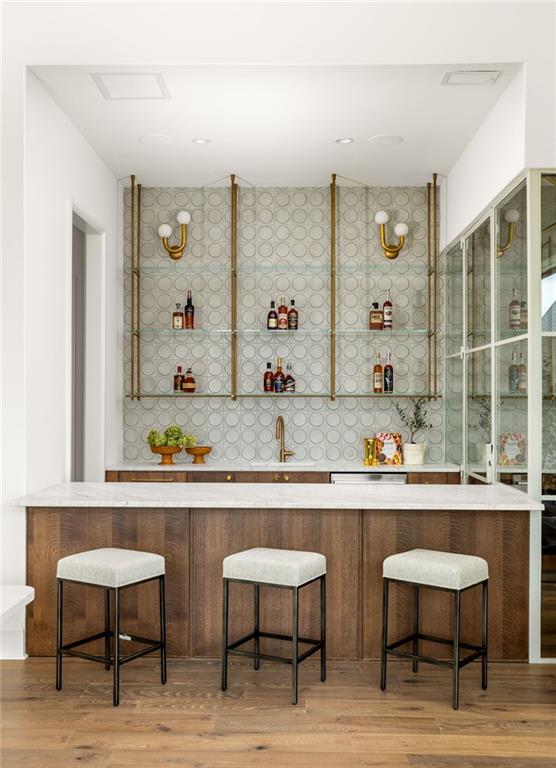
[374,432,403,465]
[499,432,526,465]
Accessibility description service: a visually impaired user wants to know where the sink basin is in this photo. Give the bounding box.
[250,462,315,468]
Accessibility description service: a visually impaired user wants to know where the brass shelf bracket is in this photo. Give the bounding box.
[230,174,238,401]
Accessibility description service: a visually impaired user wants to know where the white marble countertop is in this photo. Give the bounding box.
[106,461,461,474]
[14,481,543,511]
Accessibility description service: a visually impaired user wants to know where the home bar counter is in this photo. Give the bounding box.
[16,482,542,661]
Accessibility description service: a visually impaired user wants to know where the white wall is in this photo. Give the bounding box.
[0,72,119,658]
[444,68,526,245]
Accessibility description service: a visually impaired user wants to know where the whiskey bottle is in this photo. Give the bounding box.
[284,364,296,392]
[267,301,278,330]
[263,362,274,392]
[508,349,519,393]
[173,303,185,330]
[373,353,383,393]
[383,290,393,329]
[184,290,195,329]
[369,302,384,331]
[173,364,184,392]
[277,298,288,330]
[384,352,394,393]
[287,299,299,330]
[509,287,520,330]
[182,367,196,393]
[274,357,285,393]
[518,354,527,393]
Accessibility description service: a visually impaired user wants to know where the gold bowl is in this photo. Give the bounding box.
[150,446,183,466]
[186,446,212,464]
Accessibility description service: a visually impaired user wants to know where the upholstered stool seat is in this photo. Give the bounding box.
[57,548,165,588]
[380,548,489,710]
[55,547,167,706]
[222,547,327,704]
[383,549,489,591]
[223,547,326,587]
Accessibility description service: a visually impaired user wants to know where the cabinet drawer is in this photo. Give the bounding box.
[234,472,329,483]
[407,472,460,485]
[189,472,235,483]
[116,471,187,483]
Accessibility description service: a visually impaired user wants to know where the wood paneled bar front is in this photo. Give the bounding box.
[18,482,539,661]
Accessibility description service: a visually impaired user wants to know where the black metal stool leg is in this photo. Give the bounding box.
[104,589,111,671]
[221,579,229,691]
[55,579,63,691]
[482,580,488,690]
[159,575,167,685]
[320,574,326,683]
[453,590,461,710]
[291,587,299,705]
[113,588,120,707]
[253,584,260,671]
[380,578,389,691]
[413,585,420,673]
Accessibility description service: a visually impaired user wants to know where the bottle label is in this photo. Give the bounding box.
[288,315,298,330]
[173,316,184,329]
[510,303,520,327]
[274,378,284,393]
[384,368,394,392]
[518,369,527,392]
[278,313,288,329]
[284,378,295,392]
[384,306,393,326]
[374,372,383,391]
[268,317,278,329]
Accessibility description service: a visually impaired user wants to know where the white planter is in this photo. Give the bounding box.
[403,443,426,465]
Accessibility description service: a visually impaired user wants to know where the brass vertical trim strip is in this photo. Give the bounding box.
[432,172,438,397]
[427,181,432,397]
[330,173,337,400]
[230,174,238,400]
[136,183,142,400]
[471,233,476,397]
[130,174,136,400]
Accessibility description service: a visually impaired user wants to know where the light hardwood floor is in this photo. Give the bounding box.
[1,658,556,767]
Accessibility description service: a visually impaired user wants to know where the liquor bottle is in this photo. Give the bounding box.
[184,290,195,329]
[172,303,185,330]
[267,300,278,330]
[173,364,184,392]
[274,357,285,393]
[518,354,527,393]
[383,290,393,329]
[509,287,520,330]
[284,364,296,392]
[277,298,288,330]
[373,353,383,393]
[508,349,519,393]
[182,367,196,393]
[287,299,299,330]
[384,352,394,393]
[520,301,528,330]
[263,362,274,392]
[369,302,384,331]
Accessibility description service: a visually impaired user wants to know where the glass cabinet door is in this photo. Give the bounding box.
[466,219,491,349]
[446,243,463,357]
[496,338,527,490]
[466,348,491,480]
[445,356,463,465]
[496,181,527,341]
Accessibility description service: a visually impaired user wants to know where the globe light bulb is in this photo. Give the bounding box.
[158,224,172,238]
[374,210,389,225]
[394,222,409,237]
[176,210,191,225]
[504,209,519,223]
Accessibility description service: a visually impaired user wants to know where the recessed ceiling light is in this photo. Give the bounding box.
[334,137,354,145]
[368,134,404,146]
[91,72,170,100]
[139,133,173,146]
[192,137,212,145]
[441,70,501,86]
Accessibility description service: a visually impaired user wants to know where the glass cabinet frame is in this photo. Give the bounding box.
[443,169,556,662]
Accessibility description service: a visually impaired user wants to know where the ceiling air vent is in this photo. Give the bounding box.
[441,70,501,86]
[91,72,170,100]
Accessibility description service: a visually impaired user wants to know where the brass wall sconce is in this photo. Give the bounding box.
[497,209,519,258]
[374,211,409,259]
[157,210,191,260]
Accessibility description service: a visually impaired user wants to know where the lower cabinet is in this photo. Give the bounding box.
[107,470,460,484]
[234,472,329,484]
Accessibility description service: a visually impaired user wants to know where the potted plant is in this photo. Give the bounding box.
[394,398,432,465]
[470,397,491,466]
[146,425,196,465]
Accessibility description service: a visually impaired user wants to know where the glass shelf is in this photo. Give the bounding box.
[128,262,433,277]
[131,327,431,337]
[126,392,231,398]
[126,391,440,399]
[335,392,440,398]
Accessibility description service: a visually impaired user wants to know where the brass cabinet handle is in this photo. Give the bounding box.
[284,475,289,482]
[131,477,176,482]
[273,474,290,482]
[226,474,233,481]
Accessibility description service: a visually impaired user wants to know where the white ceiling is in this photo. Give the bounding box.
[32,63,520,187]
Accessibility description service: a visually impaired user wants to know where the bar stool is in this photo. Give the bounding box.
[55,547,167,706]
[221,547,326,704]
[380,548,488,710]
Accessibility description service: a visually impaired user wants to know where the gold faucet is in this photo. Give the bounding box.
[276,415,295,463]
